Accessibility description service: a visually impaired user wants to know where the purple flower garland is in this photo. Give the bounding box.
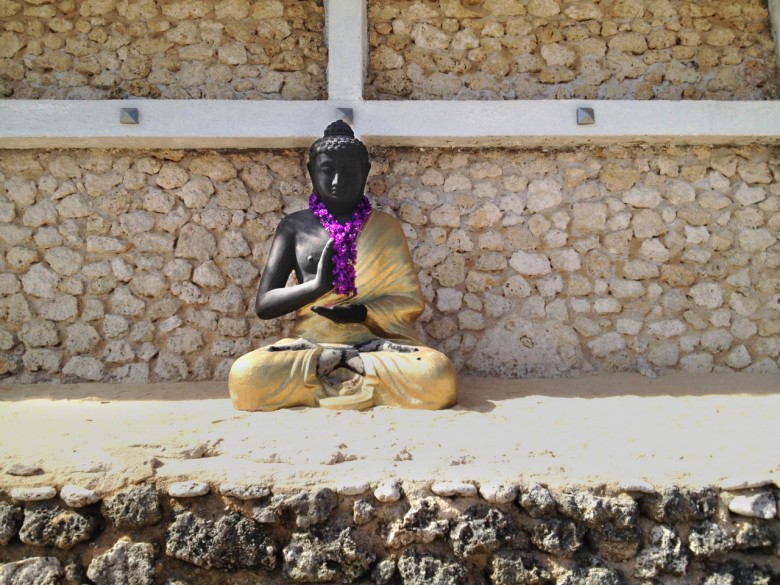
[309,193,372,296]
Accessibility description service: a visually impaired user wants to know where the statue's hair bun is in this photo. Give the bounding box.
[323,120,354,138]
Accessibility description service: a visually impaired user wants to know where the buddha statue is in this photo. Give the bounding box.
[229,121,457,411]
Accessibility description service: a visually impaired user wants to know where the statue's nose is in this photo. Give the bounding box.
[332,172,339,186]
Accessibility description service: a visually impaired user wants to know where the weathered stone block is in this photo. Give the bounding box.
[283,527,374,583]
[103,485,161,529]
[166,511,276,571]
[87,537,155,585]
[0,557,64,585]
[529,518,584,557]
[396,551,465,585]
[19,503,99,550]
[0,503,22,545]
[635,525,688,579]
[450,505,512,559]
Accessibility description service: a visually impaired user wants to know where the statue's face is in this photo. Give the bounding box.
[309,151,368,215]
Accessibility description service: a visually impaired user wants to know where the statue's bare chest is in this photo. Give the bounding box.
[294,223,330,281]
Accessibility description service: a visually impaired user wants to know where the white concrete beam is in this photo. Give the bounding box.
[1,100,779,150]
[356,100,780,147]
[325,0,367,102]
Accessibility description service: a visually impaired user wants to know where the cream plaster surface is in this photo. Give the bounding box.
[1,373,778,495]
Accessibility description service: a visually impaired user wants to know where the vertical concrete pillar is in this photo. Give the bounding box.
[325,0,367,102]
[769,0,780,78]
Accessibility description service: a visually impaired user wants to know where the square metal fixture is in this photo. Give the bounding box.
[120,108,139,125]
[577,107,595,125]
[337,107,354,125]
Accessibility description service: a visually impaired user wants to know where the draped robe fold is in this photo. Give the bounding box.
[229,211,457,411]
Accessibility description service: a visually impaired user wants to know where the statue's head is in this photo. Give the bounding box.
[308,121,371,215]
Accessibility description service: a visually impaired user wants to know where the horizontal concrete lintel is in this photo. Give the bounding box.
[0,99,778,150]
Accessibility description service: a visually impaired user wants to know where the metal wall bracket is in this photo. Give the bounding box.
[120,108,139,125]
[577,107,595,125]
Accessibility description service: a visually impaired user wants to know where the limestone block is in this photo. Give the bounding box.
[21,263,59,299]
[431,481,478,497]
[63,356,104,380]
[0,225,32,247]
[60,485,101,508]
[374,480,402,503]
[175,224,217,260]
[21,200,57,228]
[0,558,64,585]
[509,251,551,276]
[168,481,210,498]
[411,23,450,50]
[738,229,776,252]
[22,348,61,372]
[735,183,767,206]
[19,319,59,348]
[572,202,607,232]
[41,247,81,278]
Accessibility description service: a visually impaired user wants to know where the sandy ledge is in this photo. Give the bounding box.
[1,372,778,494]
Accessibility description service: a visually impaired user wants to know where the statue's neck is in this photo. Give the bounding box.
[312,194,360,223]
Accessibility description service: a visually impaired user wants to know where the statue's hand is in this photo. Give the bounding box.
[312,303,367,324]
[313,239,335,292]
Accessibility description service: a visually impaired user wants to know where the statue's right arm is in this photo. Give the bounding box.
[254,221,334,320]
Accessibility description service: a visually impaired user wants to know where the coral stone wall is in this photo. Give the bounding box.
[0,0,326,99]
[1,482,779,584]
[1,146,779,383]
[366,0,778,99]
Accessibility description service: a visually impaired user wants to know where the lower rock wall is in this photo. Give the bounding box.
[1,145,779,384]
[1,481,779,584]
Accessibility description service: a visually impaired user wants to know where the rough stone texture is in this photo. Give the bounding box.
[396,550,466,585]
[1,145,780,383]
[102,485,161,529]
[529,517,584,557]
[165,511,277,570]
[728,490,777,519]
[491,548,551,585]
[0,503,22,545]
[688,521,736,557]
[386,497,449,548]
[86,537,155,585]
[449,505,512,559]
[59,485,100,508]
[18,503,99,550]
[519,483,557,518]
[282,527,375,582]
[634,525,688,579]
[0,557,64,585]
[558,567,626,585]
[366,0,778,100]
[0,0,325,100]
[641,486,718,523]
[556,491,638,527]
[0,484,779,584]
[9,487,56,502]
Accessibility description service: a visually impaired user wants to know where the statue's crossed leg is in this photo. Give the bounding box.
[267,338,419,409]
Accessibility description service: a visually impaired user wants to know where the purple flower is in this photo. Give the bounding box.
[308,193,372,296]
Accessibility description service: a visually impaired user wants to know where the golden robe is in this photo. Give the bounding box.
[229,211,457,411]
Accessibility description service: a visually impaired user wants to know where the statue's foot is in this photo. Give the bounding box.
[268,338,319,352]
[319,368,374,411]
[317,346,364,376]
[355,339,419,353]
